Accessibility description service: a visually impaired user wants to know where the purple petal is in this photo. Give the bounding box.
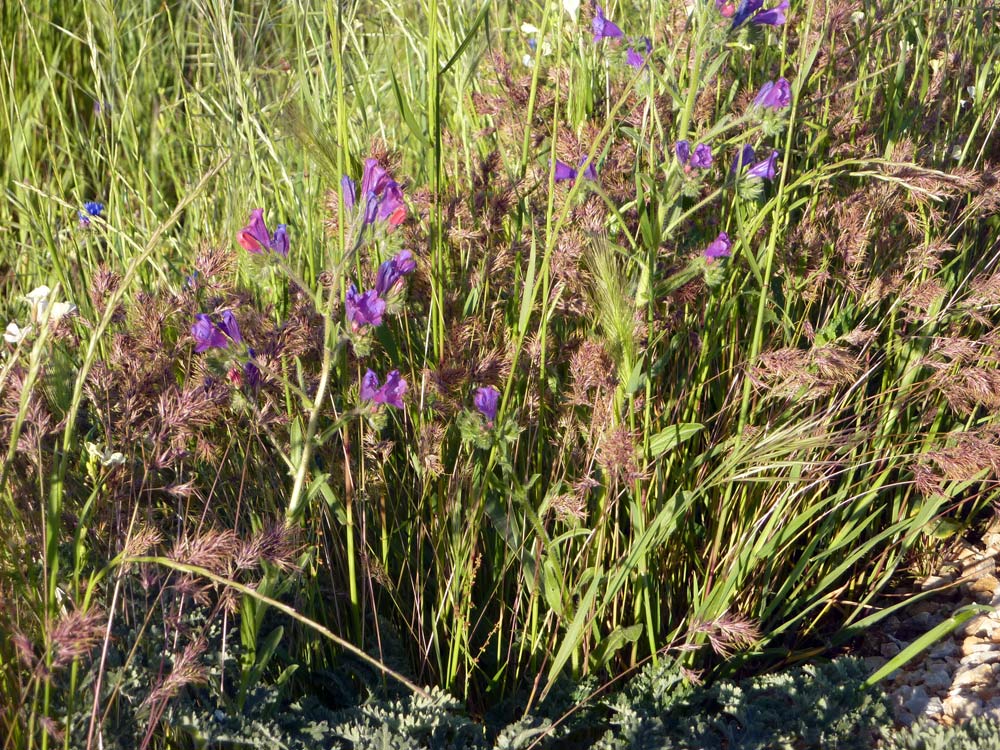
[753,77,791,110]
[271,224,289,257]
[376,370,408,409]
[751,0,789,26]
[237,208,271,253]
[730,145,756,175]
[675,140,692,165]
[703,232,733,259]
[375,250,417,297]
[553,159,577,182]
[731,0,764,27]
[360,369,380,402]
[746,149,780,180]
[473,386,500,423]
[376,181,405,223]
[191,313,229,353]
[577,156,598,180]
[592,4,624,41]
[690,144,714,169]
[341,175,357,211]
[363,193,379,226]
[360,158,388,198]
[626,47,644,68]
[218,310,242,344]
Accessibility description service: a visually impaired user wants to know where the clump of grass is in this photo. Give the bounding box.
[2,0,1000,745]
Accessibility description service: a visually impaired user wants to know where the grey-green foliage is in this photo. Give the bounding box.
[593,657,891,750]
[883,716,1000,750]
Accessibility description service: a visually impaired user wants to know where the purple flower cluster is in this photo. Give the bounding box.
[591,4,653,70]
[554,157,598,183]
[238,209,289,257]
[342,158,407,229]
[675,141,713,171]
[361,369,407,409]
[717,0,789,28]
[345,250,417,332]
[191,310,242,353]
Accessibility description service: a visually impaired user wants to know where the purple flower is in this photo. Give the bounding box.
[626,36,651,68]
[360,368,407,409]
[554,159,578,182]
[78,201,104,227]
[592,3,624,41]
[703,232,732,260]
[375,250,417,297]
[729,0,788,28]
[345,284,386,330]
[675,141,713,170]
[191,313,230,353]
[474,386,500,424]
[746,150,780,180]
[553,156,598,182]
[753,78,792,110]
[218,310,243,344]
[341,175,357,211]
[351,158,407,228]
[750,0,789,26]
[730,145,756,175]
[244,350,261,390]
[360,369,380,402]
[237,208,289,257]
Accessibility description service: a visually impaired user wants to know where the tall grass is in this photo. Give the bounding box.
[2,0,1000,745]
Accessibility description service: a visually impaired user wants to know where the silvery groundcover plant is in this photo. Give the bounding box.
[3,0,1000,747]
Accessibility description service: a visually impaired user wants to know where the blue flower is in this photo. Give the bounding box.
[78,201,104,227]
[746,150,780,180]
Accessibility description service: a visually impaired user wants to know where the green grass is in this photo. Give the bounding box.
[2,0,1000,746]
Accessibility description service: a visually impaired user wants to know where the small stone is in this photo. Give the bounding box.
[881,642,901,658]
[960,614,1000,639]
[962,557,996,579]
[921,668,952,692]
[904,686,930,715]
[924,697,945,716]
[921,574,953,592]
[944,692,984,719]
[952,663,998,689]
[962,635,1000,656]
[960,650,1000,667]
[864,655,887,674]
[929,640,959,659]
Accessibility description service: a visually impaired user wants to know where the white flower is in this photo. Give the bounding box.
[85,441,126,468]
[563,0,580,21]
[49,302,77,320]
[3,322,31,344]
[25,286,51,305]
[520,22,539,34]
[522,53,533,67]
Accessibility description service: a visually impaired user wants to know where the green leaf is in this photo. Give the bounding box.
[542,572,601,700]
[649,423,703,457]
[590,623,643,671]
[438,1,491,78]
[864,606,988,687]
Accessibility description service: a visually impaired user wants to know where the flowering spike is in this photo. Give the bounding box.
[746,150,780,180]
[237,209,289,257]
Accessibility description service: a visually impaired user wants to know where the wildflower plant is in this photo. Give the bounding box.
[4,0,1000,745]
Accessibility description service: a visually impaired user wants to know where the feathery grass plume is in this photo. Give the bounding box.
[144,638,208,708]
[46,608,105,671]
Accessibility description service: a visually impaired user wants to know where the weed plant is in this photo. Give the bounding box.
[2,0,1000,746]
